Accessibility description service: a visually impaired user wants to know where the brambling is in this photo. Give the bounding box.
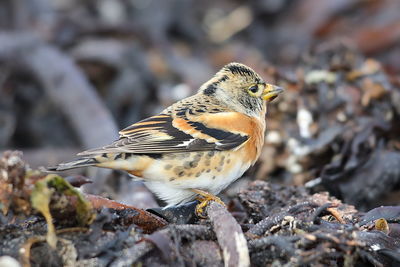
[50,63,283,215]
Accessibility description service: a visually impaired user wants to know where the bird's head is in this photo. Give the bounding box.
[199,62,283,116]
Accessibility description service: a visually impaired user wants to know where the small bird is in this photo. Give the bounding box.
[50,63,283,215]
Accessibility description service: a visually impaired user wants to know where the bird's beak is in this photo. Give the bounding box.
[262,84,284,101]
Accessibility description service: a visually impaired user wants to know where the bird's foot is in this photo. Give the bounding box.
[191,189,225,218]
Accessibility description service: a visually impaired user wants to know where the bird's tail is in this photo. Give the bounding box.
[48,157,98,171]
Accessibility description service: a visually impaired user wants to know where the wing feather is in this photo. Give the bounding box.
[78,113,248,156]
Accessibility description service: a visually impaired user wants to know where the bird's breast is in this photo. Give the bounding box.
[140,150,251,193]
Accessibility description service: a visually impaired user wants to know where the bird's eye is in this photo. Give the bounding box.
[248,84,260,96]
[249,85,258,93]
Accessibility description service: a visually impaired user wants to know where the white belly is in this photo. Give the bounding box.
[144,161,251,207]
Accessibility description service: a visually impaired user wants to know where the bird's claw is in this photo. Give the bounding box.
[192,189,225,218]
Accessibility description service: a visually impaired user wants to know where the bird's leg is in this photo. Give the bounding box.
[191,189,225,217]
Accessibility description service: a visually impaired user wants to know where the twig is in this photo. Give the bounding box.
[20,236,46,267]
[311,203,332,223]
[207,201,250,267]
[247,202,318,236]
[56,227,89,235]
[85,194,168,233]
[326,207,345,224]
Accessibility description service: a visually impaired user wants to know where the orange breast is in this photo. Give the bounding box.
[191,112,266,164]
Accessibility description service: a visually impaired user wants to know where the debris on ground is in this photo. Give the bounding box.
[1,152,400,266]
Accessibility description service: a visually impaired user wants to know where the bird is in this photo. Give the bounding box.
[49,62,283,216]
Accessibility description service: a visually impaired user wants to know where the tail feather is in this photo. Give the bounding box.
[48,157,98,171]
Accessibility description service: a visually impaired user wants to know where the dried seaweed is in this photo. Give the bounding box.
[1,153,400,266]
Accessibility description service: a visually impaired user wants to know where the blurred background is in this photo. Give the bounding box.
[1,0,400,211]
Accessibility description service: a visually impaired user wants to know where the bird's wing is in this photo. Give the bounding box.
[78,112,249,156]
